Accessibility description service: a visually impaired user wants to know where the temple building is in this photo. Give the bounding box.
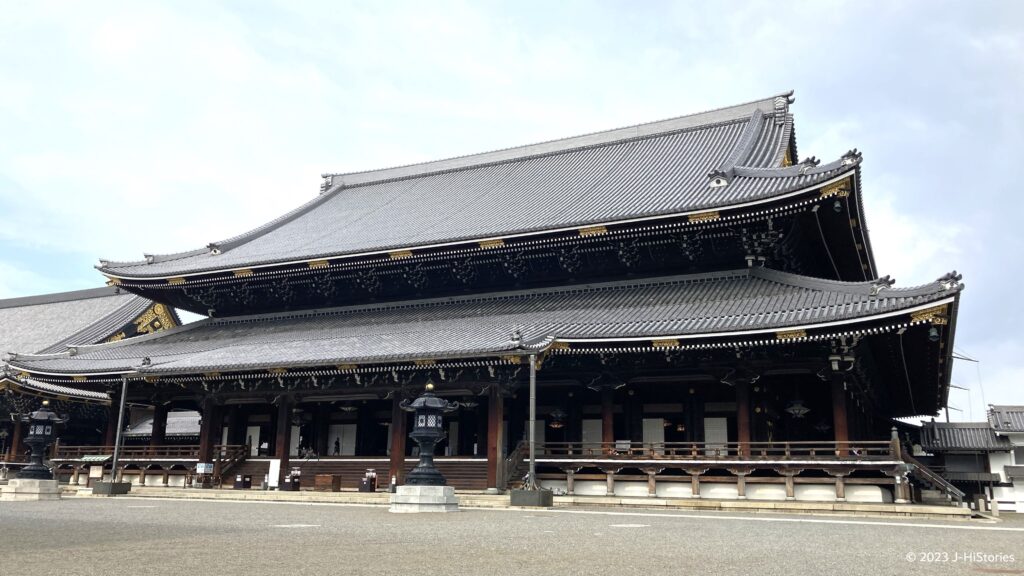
[2,93,966,503]
[1,287,179,462]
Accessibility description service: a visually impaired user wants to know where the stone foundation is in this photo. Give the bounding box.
[0,478,61,501]
[389,485,459,513]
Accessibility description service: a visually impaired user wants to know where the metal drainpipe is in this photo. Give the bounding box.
[527,353,537,490]
[110,375,129,483]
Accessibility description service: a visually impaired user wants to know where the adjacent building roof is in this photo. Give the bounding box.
[919,421,1012,452]
[988,405,1024,433]
[98,92,862,280]
[0,287,151,356]
[124,411,200,438]
[6,267,960,377]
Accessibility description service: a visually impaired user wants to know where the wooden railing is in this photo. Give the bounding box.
[55,445,202,460]
[54,444,249,465]
[535,441,897,461]
[503,440,528,487]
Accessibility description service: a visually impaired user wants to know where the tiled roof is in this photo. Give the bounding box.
[919,421,1011,452]
[6,267,961,376]
[124,411,200,438]
[98,93,862,279]
[0,287,148,355]
[988,405,1024,433]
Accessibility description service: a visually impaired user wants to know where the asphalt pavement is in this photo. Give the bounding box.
[1,498,1021,575]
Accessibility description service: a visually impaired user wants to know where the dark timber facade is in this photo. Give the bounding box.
[3,93,964,503]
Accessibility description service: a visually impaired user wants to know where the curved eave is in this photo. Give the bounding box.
[99,167,860,284]
[0,376,111,405]
[7,289,957,380]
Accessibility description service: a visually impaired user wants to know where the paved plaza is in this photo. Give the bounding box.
[1,499,1022,575]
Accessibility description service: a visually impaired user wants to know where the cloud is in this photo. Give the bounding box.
[1,0,1022,416]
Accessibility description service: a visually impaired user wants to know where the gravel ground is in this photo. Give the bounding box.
[1,498,1021,576]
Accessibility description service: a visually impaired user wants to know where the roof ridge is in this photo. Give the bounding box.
[0,286,126,310]
[326,92,793,187]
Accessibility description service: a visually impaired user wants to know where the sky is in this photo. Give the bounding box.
[1,0,1021,421]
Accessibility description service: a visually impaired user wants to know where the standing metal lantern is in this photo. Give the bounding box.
[400,382,459,486]
[16,400,67,480]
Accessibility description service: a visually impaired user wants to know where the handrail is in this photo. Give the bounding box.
[535,441,895,461]
[902,451,965,502]
[503,440,528,488]
[54,445,202,460]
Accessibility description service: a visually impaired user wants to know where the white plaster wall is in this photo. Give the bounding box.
[542,478,892,503]
[573,480,608,496]
[992,485,1022,513]
[654,482,693,498]
[989,452,1013,482]
[701,483,739,500]
[746,484,788,501]
[794,484,836,501]
[847,485,892,503]
[613,481,650,497]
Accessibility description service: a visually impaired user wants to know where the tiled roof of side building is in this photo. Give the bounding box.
[97,92,862,279]
[6,267,962,377]
[124,411,200,438]
[988,405,1024,433]
[919,421,1012,452]
[0,286,149,355]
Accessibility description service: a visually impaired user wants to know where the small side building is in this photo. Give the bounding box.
[918,418,1020,511]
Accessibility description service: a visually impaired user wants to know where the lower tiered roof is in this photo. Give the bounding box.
[5,268,961,378]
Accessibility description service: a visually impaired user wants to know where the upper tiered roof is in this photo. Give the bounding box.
[97,92,864,281]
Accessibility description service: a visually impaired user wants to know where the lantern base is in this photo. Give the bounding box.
[389,484,459,513]
[0,478,61,501]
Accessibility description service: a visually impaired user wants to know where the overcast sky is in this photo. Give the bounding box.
[1,1,1021,421]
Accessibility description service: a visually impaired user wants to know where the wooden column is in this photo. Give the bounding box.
[601,388,614,451]
[315,403,330,457]
[736,383,751,457]
[389,396,407,485]
[150,404,168,448]
[486,386,504,489]
[104,403,118,447]
[626,390,643,444]
[198,400,219,464]
[832,378,849,456]
[227,405,246,446]
[356,403,375,456]
[275,398,292,487]
[8,419,23,460]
